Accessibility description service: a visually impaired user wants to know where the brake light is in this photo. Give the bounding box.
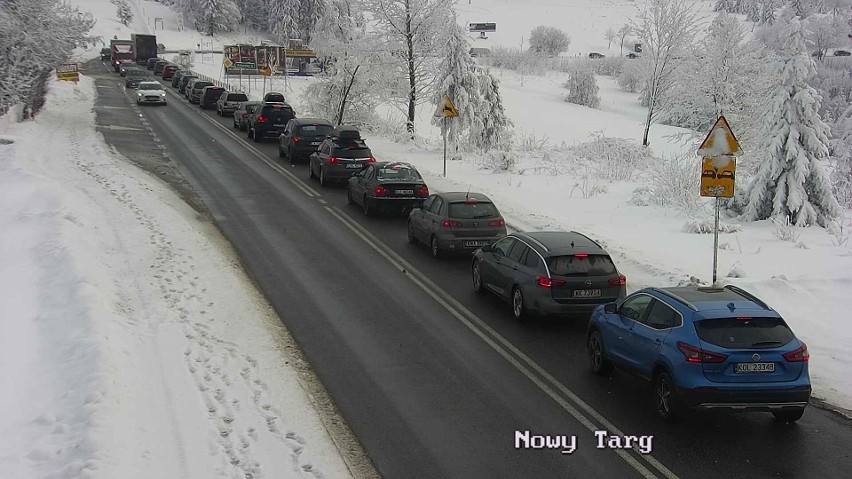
[415,185,429,197]
[257,115,267,123]
[292,136,301,143]
[783,343,809,362]
[536,276,566,288]
[440,219,463,228]
[464,198,478,204]
[374,186,389,197]
[327,156,339,165]
[488,218,505,227]
[608,274,626,286]
[367,156,377,163]
[574,253,588,258]
[676,341,728,363]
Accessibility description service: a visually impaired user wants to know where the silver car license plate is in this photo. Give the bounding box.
[464,240,486,247]
[311,141,321,145]
[345,163,362,169]
[396,189,414,195]
[735,362,775,373]
[274,124,285,127]
[573,289,601,297]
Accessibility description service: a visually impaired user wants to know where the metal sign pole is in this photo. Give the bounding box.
[443,118,448,177]
[712,197,720,284]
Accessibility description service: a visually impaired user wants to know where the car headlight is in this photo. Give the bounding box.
[161,93,166,97]
[137,92,143,97]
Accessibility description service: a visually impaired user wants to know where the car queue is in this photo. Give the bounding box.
[106,55,814,425]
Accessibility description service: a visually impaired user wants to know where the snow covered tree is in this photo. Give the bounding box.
[617,59,645,92]
[196,0,241,35]
[830,103,852,207]
[563,65,600,108]
[604,26,618,50]
[365,0,454,134]
[740,17,841,226]
[471,71,512,151]
[0,0,97,118]
[528,25,571,56]
[633,0,701,146]
[617,24,631,55]
[116,0,133,26]
[805,13,847,61]
[431,21,480,145]
[267,0,299,43]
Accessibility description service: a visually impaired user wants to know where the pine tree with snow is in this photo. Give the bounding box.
[741,17,841,226]
[198,0,240,35]
[471,72,512,151]
[830,103,852,207]
[431,21,481,146]
[563,65,600,108]
[116,0,133,26]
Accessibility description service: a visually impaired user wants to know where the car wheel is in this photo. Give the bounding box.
[588,330,614,375]
[362,195,372,216]
[309,163,317,179]
[248,127,253,139]
[653,371,681,422]
[319,168,328,187]
[407,221,418,244]
[430,235,441,259]
[347,189,355,205]
[253,129,261,142]
[773,409,805,423]
[233,119,238,129]
[472,260,485,294]
[512,287,527,322]
[278,146,284,158]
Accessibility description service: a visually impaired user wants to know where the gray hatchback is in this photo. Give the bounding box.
[471,231,626,321]
[408,192,507,258]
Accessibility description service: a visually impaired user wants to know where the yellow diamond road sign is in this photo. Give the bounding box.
[223,58,233,68]
[441,96,459,117]
[697,115,742,157]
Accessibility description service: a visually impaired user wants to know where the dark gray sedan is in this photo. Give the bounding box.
[408,192,507,258]
[471,231,626,321]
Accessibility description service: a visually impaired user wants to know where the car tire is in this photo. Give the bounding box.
[309,163,317,179]
[253,129,261,143]
[233,119,238,129]
[362,195,372,216]
[472,260,485,294]
[588,330,614,375]
[772,409,805,423]
[653,371,682,422]
[319,168,328,187]
[248,127,253,139]
[407,221,418,244]
[430,235,441,259]
[512,286,528,322]
[278,146,284,158]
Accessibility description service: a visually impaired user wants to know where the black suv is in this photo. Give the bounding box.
[177,75,198,93]
[200,86,225,109]
[308,126,375,186]
[100,47,111,61]
[248,103,296,142]
[146,58,159,70]
[263,92,286,103]
[279,118,334,164]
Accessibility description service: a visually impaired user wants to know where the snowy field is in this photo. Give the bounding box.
[3,2,851,477]
[0,77,352,478]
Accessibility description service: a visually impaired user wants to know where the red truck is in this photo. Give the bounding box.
[110,39,135,72]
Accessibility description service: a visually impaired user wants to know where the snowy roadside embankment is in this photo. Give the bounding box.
[0,77,353,478]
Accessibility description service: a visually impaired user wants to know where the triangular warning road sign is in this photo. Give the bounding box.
[697,115,742,157]
[441,95,459,118]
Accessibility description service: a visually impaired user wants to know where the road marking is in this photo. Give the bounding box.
[96,124,144,131]
[100,105,130,110]
[161,86,321,198]
[324,205,678,479]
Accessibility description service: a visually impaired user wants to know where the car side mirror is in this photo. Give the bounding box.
[481,244,493,253]
[604,303,617,314]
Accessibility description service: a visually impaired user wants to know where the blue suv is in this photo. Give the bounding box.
[587,285,811,422]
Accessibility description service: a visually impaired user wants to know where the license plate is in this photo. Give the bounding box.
[274,124,285,127]
[573,289,601,297]
[311,141,321,146]
[464,240,486,247]
[345,163,362,169]
[396,189,414,195]
[735,362,775,373]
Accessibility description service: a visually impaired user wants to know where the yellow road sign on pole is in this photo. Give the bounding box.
[223,58,233,68]
[697,115,742,157]
[259,65,272,76]
[441,95,459,117]
[700,156,736,198]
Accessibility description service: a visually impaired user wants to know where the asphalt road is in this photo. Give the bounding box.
[84,59,852,479]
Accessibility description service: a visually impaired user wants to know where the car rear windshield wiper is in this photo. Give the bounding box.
[750,341,784,347]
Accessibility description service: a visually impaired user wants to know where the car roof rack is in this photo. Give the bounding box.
[650,288,699,311]
[723,285,772,310]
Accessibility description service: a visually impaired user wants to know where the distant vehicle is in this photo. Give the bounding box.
[199,86,225,110]
[626,52,640,59]
[469,47,491,57]
[136,81,167,106]
[247,102,296,142]
[178,75,198,95]
[233,101,261,131]
[587,285,811,423]
[157,43,166,54]
[216,91,249,116]
[471,231,627,322]
[588,52,605,59]
[408,192,507,258]
[100,47,111,61]
[146,58,159,70]
[171,70,187,88]
[347,162,428,216]
[153,60,170,76]
[188,80,214,104]
[310,126,375,186]
[125,70,150,88]
[278,118,334,164]
[119,63,142,77]
[110,39,135,72]
[162,65,179,80]
[263,92,286,103]
[834,49,851,56]
[132,34,157,66]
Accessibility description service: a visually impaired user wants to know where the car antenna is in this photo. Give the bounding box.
[465,185,471,200]
[571,241,575,248]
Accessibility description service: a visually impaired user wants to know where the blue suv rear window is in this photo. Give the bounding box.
[695,317,794,349]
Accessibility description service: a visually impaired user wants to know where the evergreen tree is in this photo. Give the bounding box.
[830,103,852,207]
[563,65,600,108]
[198,0,240,35]
[431,21,480,145]
[471,72,512,151]
[116,0,133,26]
[741,17,841,226]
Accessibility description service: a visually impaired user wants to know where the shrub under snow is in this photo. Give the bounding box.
[617,60,645,93]
[569,132,648,181]
[528,25,571,57]
[631,153,704,212]
[563,65,600,108]
[681,219,743,234]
